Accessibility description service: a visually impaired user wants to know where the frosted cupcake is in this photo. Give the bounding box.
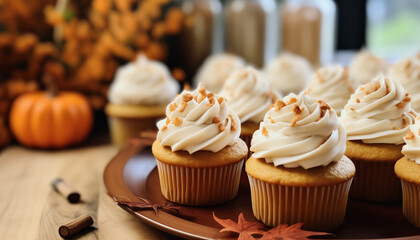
[349,50,388,85]
[246,93,355,231]
[340,74,416,201]
[395,115,420,228]
[305,65,355,115]
[152,86,248,206]
[220,66,279,147]
[193,53,246,93]
[264,53,312,95]
[389,58,420,112]
[106,55,179,147]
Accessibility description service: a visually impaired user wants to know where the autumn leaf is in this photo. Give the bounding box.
[116,197,181,217]
[213,212,265,240]
[260,222,332,240]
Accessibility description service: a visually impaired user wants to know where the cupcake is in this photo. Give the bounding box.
[193,53,246,93]
[389,58,420,112]
[220,66,280,147]
[395,116,420,228]
[106,55,179,147]
[152,86,248,206]
[340,74,416,202]
[349,50,388,85]
[305,65,355,115]
[246,93,355,231]
[264,53,312,96]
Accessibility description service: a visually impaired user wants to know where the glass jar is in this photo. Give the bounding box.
[166,0,223,82]
[225,0,277,68]
[280,0,336,66]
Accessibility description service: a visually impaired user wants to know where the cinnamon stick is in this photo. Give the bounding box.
[51,178,81,203]
[58,214,94,239]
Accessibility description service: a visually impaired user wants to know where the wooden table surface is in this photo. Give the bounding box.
[0,141,181,240]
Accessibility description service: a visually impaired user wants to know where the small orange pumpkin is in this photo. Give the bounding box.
[9,87,93,149]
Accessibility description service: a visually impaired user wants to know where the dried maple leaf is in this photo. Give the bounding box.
[260,222,332,240]
[116,197,181,217]
[213,212,265,240]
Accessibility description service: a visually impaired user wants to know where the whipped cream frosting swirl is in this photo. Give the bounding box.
[220,67,279,123]
[157,86,241,153]
[340,75,416,144]
[250,93,346,169]
[108,55,179,105]
[349,50,388,85]
[264,53,312,95]
[389,58,420,112]
[193,53,246,93]
[306,66,355,114]
[402,115,420,164]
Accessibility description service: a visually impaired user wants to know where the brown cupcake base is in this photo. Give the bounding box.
[350,159,401,202]
[108,116,160,148]
[248,175,352,231]
[401,179,420,228]
[156,159,244,206]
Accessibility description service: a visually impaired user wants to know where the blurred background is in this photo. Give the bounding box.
[0,0,419,148]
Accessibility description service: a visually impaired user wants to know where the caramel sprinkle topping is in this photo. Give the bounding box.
[356,99,360,103]
[293,105,303,115]
[396,96,411,109]
[288,98,297,105]
[402,118,408,128]
[262,126,268,136]
[291,116,299,127]
[173,117,183,126]
[218,123,225,132]
[406,131,415,140]
[275,100,286,111]
[229,114,236,131]
[217,97,224,104]
[213,116,221,124]
[179,101,187,113]
[161,125,167,131]
[169,103,177,112]
[165,117,170,125]
[182,93,193,102]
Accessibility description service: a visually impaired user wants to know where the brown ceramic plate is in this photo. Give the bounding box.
[103,145,420,240]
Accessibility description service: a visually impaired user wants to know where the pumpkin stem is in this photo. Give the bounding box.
[43,73,59,97]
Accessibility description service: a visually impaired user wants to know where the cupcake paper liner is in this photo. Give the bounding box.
[350,159,401,202]
[156,159,244,206]
[248,175,353,231]
[108,116,160,148]
[401,179,420,228]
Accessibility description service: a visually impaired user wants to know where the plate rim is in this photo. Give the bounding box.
[103,144,420,240]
